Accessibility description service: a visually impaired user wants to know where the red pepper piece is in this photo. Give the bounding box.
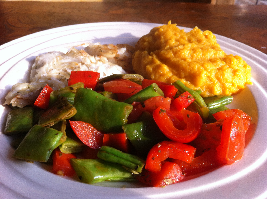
[143,96,172,114]
[103,79,142,95]
[69,121,103,149]
[127,102,145,124]
[137,161,184,187]
[103,132,129,153]
[145,141,196,172]
[34,84,53,109]
[216,115,246,165]
[153,107,203,143]
[172,91,195,111]
[52,149,76,177]
[190,121,223,156]
[173,149,221,176]
[213,109,251,165]
[213,109,251,132]
[68,71,100,90]
[142,79,178,99]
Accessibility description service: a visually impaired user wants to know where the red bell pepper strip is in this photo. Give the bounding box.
[142,79,178,99]
[127,102,145,124]
[153,107,203,143]
[103,132,129,153]
[213,109,251,132]
[143,96,172,114]
[52,149,76,177]
[34,84,53,109]
[68,71,100,90]
[190,121,223,156]
[69,121,103,149]
[137,161,184,187]
[145,141,196,172]
[173,149,221,176]
[103,79,142,95]
[213,109,251,165]
[216,114,247,165]
[172,91,195,112]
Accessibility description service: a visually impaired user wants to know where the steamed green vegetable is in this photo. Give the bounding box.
[4,106,34,135]
[14,125,63,162]
[70,159,134,184]
[73,88,133,133]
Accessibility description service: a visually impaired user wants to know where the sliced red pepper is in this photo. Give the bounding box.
[213,109,251,165]
[190,121,222,156]
[143,96,171,114]
[52,149,76,177]
[34,84,53,109]
[137,161,184,187]
[68,71,100,90]
[172,91,195,112]
[103,79,142,95]
[69,121,103,149]
[127,102,145,124]
[103,132,129,153]
[213,109,251,132]
[145,141,196,172]
[80,147,99,159]
[216,114,246,165]
[153,107,203,143]
[173,149,221,176]
[142,79,178,99]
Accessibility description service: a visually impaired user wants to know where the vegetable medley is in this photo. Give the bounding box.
[4,70,252,187]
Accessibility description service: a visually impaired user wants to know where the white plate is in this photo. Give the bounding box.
[0,22,267,199]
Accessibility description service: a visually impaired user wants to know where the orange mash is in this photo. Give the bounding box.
[132,22,252,97]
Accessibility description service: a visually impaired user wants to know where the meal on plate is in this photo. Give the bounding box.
[3,22,254,187]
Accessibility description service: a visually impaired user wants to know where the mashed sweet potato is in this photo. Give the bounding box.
[132,22,252,97]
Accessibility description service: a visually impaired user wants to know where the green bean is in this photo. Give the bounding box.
[98,146,145,173]
[173,80,209,119]
[205,96,233,110]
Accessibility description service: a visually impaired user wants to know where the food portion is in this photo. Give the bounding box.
[4,43,134,108]
[132,21,252,97]
[2,23,255,188]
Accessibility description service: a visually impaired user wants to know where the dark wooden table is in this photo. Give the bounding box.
[0,1,267,54]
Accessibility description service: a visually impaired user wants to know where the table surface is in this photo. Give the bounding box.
[0,1,267,54]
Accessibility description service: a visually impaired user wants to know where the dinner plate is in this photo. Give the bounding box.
[0,22,267,199]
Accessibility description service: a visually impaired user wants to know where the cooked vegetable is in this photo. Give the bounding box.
[73,88,133,133]
[103,79,142,95]
[123,112,166,156]
[213,109,251,164]
[14,125,63,162]
[124,83,164,104]
[97,146,145,173]
[142,79,178,99]
[205,96,233,110]
[172,91,195,111]
[137,161,184,187]
[39,97,77,127]
[69,121,103,149]
[70,159,134,184]
[174,80,209,119]
[173,149,221,176]
[34,84,53,109]
[103,132,129,153]
[59,137,84,154]
[153,107,203,143]
[145,141,196,172]
[68,71,100,90]
[4,71,253,188]
[98,73,144,85]
[49,82,84,105]
[4,106,34,134]
[52,149,76,177]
